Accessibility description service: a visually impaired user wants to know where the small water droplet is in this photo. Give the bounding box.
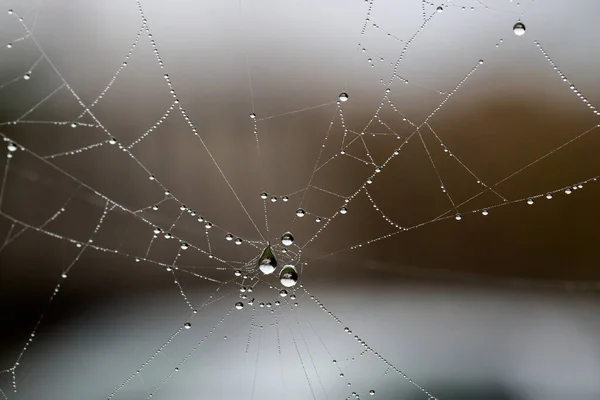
[184,322,192,329]
[226,233,234,241]
[270,196,277,202]
[481,209,489,216]
[235,238,243,245]
[565,188,572,194]
[7,142,17,152]
[296,209,306,217]
[70,122,77,128]
[436,6,443,12]
[250,113,256,119]
[280,265,298,287]
[204,221,212,229]
[513,21,526,36]
[258,244,277,275]
[340,207,348,215]
[108,137,117,145]
[152,205,159,211]
[235,302,244,310]
[279,289,288,297]
[153,227,162,235]
[527,198,534,205]
[282,196,289,202]
[455,213,462,221]
[260,192,268,199]
[369,390,375,395]
[23,73,31,80]
[546,193,553,199]
[281,232,294,246]
[234,270,242,277]
[339,92,349,102]
[180,242,189,250]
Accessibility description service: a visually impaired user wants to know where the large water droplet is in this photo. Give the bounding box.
[513,21,526,36]
[281,232,294,246]
[296,209,306,217]
[339,92,349,102]
[258,244,277,275]
[280,265,298,287]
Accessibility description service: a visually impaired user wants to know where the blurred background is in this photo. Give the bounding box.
[0,0,599,399]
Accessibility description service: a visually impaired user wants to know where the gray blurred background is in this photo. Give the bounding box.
[0,0,599,399]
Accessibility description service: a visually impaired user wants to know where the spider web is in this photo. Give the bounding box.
[0,0,599,399]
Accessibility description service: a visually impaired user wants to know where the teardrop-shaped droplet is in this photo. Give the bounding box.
[339,92,349,102]
[280,265,298,287]
[513,21,526,36]
[296,209,306,217]
[281,232,294,246]
[258,244,277,275]
[260,192,268,199]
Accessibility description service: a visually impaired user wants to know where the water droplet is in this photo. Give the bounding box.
[513,21,526,36]
[235,302,244,310]
[369,390,375,395]
[270,196,277,202]
[455,213,462,221]
[61,273,67,279]
[250,113,256,119]
[290,294,296,300]
[108,137,117,145]
[527,198,534,205]
[279,289,288,297]
[184,322,192,329]
[23,73,31,80]
[481,209,489,216]
[565,188,572,194]
[281,232,294,246]
[280,265,298,287]
[315,217,322,223]
[260,192,268,199]
[282,196,289,202]
[258,244,277,275]
[436,6,443,12]
[70,122,77,128]
[546,193,553,199]
[164,232,172,239]
[152,205,159,211]
[235,238,243,245]
[7,142,17,152]
[340,206,348,215]
[296,209,306,217]
[204,221,212,229]
[7,9,13,15]
[153,227,162,235]
[226,233,234,241]
[180,242,189,250]
[234,270,242,277]
[179,204,187,211]
[339,92,349,102]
